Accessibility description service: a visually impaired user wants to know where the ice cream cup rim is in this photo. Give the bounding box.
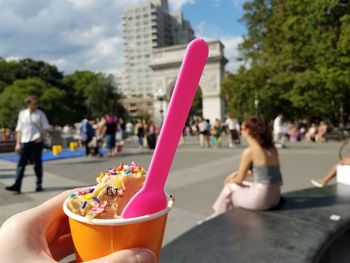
[63,191,174,226]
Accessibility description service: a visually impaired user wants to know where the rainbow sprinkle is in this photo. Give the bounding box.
[67,162,146,219]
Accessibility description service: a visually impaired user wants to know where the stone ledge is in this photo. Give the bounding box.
[161,184,350,263]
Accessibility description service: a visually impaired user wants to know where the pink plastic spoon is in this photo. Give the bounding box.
[121,38,209,218]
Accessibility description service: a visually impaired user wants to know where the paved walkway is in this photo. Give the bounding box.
[0,137,342,246]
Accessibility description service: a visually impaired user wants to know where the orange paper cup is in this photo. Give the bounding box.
[63,193,174,262]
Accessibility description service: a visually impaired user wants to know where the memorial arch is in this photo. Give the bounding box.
[150,40,228,124]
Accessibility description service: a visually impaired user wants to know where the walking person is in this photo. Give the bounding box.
[273,114,284,147]
[146,120,157,150]
[211,119,222,148]
[205,119,212,148]
[135,119,144,149]
[125,120,134,141]
[225,114,240,147]
[5,95,50,193]
[79,117,95,156]
[102,114,117,157]
[198,117,208,148]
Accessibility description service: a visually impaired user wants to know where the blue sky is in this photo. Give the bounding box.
[0,0,247,74]
[182,0,246,37]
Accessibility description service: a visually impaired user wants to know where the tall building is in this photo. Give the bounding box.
[118,0,194,97]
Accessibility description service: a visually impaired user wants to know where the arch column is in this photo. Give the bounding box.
[150,40,227,124]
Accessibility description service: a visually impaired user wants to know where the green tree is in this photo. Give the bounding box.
[0,59,22,91]
[0,58,64,88]
[63,71,125,120]
[224,0,350,124]
[85,74,120,118]
[62,71,97,121]
[190,88,202,117]
[0,59,127,126]
[0,78,68,128]
[18,58,64,88]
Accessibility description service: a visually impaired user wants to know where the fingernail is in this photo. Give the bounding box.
[137,249,156,263]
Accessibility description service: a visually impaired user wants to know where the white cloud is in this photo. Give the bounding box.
[67,0,97,10]
[169,0,196,10]
[0,0,243,76]
[4,56,21,62]
[221,36,244,72]
[0,0,136,74]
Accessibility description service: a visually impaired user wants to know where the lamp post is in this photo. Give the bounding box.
[254,91,259,115]
[156,89,165,125]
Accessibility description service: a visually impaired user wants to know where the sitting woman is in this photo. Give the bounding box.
[311,156,350,188]
[315,121,327,143]
[305,123,317,142]
[213,116,283,214]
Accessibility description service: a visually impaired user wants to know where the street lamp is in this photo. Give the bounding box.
[254,91,259,115]
[156,88,165,125]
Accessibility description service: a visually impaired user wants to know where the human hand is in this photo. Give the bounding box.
[0,190,156,263]
[15,143,21,153]
[224,171,238,184]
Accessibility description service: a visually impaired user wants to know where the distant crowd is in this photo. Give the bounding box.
[0,113,346,155]
[182,114,334,149]
[272,114,330,147]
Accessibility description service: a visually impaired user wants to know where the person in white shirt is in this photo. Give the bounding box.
[198,116,209,148]
[225,115,240,147]
[5,95,50,193]
[273,114,284,147]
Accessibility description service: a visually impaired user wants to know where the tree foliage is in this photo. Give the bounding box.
[0,78,68,128]
[0,59,125,128]
[190,88,203,117]
[63,71,124,119]
[223,0,350,125]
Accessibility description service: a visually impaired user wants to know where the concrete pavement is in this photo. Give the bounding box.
[0,136,342,246]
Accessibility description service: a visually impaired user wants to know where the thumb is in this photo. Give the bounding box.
[85,248,157,263]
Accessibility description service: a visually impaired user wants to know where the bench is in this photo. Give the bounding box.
[325,131,347,141]
[0,140,16,153]
[161,184,350,263]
